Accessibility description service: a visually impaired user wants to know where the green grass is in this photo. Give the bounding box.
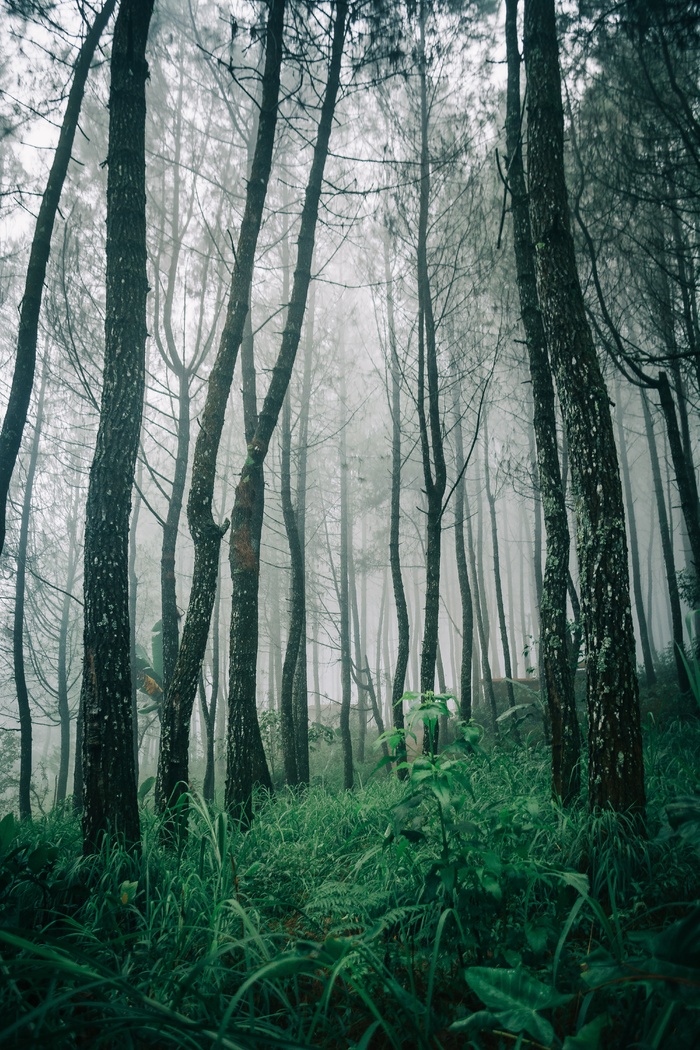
[1,717,699,1048]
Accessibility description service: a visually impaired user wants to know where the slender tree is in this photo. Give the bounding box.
[225,0,348,822]
[155,0,286,819]
[81,0,155,853]
[0,0,117,557]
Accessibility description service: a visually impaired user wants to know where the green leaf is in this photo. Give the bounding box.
[138,776,156,803]
[0,813,17,854]
[464,967,571,1045]
[562,1012,608,1049]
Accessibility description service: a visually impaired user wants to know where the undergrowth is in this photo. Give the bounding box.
[1,718,699,1048]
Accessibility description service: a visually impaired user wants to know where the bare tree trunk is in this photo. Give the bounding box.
[155,0,285,820]
[415,0,447,756]
[615,382,656,685]
[505,0,579,799]
[14,362,48,819]
[483,414,515,712]
[452,386,474,723]
[56,500,80,805]
[81,0,155,854]
[641,391,690,697]
[225,0,347,822]
[0,0,117,556]
[524,0,644,815]
[339,383,354,790]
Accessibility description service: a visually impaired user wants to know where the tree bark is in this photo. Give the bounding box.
[641,391,690,696]
[339,388,354,790]
[0,0,117,557]
[385,227,409,777]
[416,0,447,755]
[81,0,155,854]
[56,500,80,805]
[14,362,48,819]
[155,0,286,819]
[453,399,474,723]
[225,0,348,821]
[615,382,656,685]
[280,392,301,785]
[483,413,515,712]
[505,0,579,801]
[524,0,645,816]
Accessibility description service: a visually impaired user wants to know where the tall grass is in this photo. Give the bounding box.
[1,717,699,1048]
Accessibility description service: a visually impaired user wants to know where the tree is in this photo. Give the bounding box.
[225,0,349,822]
[0,0,117,557]
[155,0,287,822]
[504,0,580,802]
[524,0,645,815]
[81,0,155,854]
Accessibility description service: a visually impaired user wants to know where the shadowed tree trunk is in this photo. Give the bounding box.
[452,384,474,723]
[154,0,286,820]
[292,294,315,785]
[56,498,80,805]
[14,362,48,820]
[225,0,348,822]
[280,391,301,786]
[483,413,515,713]
[615,382,656,686]
[339,384,354,790]
[0,0,117,557]
[505,0,579,802]
[524,0,644,816]
[81,0,155,854]
[385,227,409,778]
[416,0,447,756]
[641,391,689,697]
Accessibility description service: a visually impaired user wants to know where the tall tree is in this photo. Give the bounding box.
[504,0,580,802]
[81,0,155,854]
[155,0,286,820]
[225,0,348,821]
[13,360,48,819]
[524,0,645,815]
[415,0,447,754]
[0,0,117,557]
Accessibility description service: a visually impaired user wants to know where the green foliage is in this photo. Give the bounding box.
[0,720,699,1048]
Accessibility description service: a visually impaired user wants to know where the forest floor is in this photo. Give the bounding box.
[1,700,699,1049]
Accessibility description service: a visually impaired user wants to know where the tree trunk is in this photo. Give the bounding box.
[280,392,301,785]
[0,0,117,556]
[416,0,447,755]
[524,0,644,816]
[81,0,155,854]
[155,0,285,819]
[641,391,690,697]
[385,227,409,777]
[615,382,656,685]
[292,291,315,785]
[505,0,580,801]
[14,362,48,819]
[56,501,80,805]
[483,413,515,712]
[339,382,354,790]
[453,398,474,723]
[225,0,347,822]
[466,490,498,730]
